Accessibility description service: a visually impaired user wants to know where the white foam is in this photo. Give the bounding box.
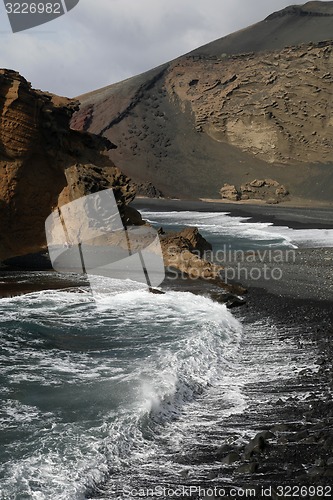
[141,209,333,248]
[0,287,242,499]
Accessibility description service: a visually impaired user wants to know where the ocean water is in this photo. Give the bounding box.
[140,209,333,249]
[0,209,329,499]
[0,283,243,499]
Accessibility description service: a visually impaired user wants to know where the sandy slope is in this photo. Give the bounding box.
[72,1,333,205]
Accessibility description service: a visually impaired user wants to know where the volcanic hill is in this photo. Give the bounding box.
[71,1,333,204]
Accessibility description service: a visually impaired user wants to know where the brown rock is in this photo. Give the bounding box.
[239,178,289,202]
[0,70,137,261]
[276,185,289,196]
[219,183,240,201]
[250,179,265,187]
[161,227,246,294]
[130,181,163,198]
[265,178,280,187]
[177,227,212,256]
[241,184,255,193]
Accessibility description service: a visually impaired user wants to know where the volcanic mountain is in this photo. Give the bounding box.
[71,1,333,204]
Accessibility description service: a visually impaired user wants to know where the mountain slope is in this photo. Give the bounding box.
[189,1,333,57]
[71,1,333,203]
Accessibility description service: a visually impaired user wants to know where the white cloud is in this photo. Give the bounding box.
[0,0,329,96]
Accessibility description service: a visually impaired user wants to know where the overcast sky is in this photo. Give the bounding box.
[0,0,328,97]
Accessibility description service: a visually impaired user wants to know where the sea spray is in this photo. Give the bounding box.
[0,282,242,499]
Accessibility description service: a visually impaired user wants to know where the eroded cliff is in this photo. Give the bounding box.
[0,69,136,261]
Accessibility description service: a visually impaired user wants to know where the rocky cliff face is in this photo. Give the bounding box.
[0,69,136,261]
[166,42,333,165]
[71,2,333,204]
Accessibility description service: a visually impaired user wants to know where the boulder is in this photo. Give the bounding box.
[244,434,268,457]
[221,452,241,465]
[265,178,280,187]
[130,181,163,198]
[239,178,289,203]
[241,184,255,193]
[250,179,266,187]
[254,430,276,440]
[161,228,246,294]
[219,178,289,203]
[177,227,212,256]
[276,185,289,196]
[219,183,240,201]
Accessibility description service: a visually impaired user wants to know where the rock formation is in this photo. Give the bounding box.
[71,2,333,204]
[129,181,163,198]
[220,184,240,201]
[160,227,246,295]
[0,69,136,261]
[220,179,289,203]
[0,71,229,293]
[165,42,333,166]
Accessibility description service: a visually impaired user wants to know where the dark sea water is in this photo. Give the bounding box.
[0,209,332,499]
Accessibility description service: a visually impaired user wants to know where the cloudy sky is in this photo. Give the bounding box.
[0,0,327,97]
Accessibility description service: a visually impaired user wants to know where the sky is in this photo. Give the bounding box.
[0,0,329,97]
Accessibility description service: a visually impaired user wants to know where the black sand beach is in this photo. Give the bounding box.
[132,198,333,230]
[129,199,333,498]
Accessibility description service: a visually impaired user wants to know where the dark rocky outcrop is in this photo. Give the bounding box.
[129,181,163,198]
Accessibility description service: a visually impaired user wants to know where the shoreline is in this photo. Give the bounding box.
[131,198,333,230]
[160,253,333,493]
[158,241,333,491]
[200,197,333,209]
[134,195,333,210]
[214,286,333,492]
[87,253,333,496]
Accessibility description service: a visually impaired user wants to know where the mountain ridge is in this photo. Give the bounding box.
[71,2,333,204]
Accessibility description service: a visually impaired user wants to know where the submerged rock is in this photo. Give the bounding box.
[221,452,241,465]
[236,462,258,474]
